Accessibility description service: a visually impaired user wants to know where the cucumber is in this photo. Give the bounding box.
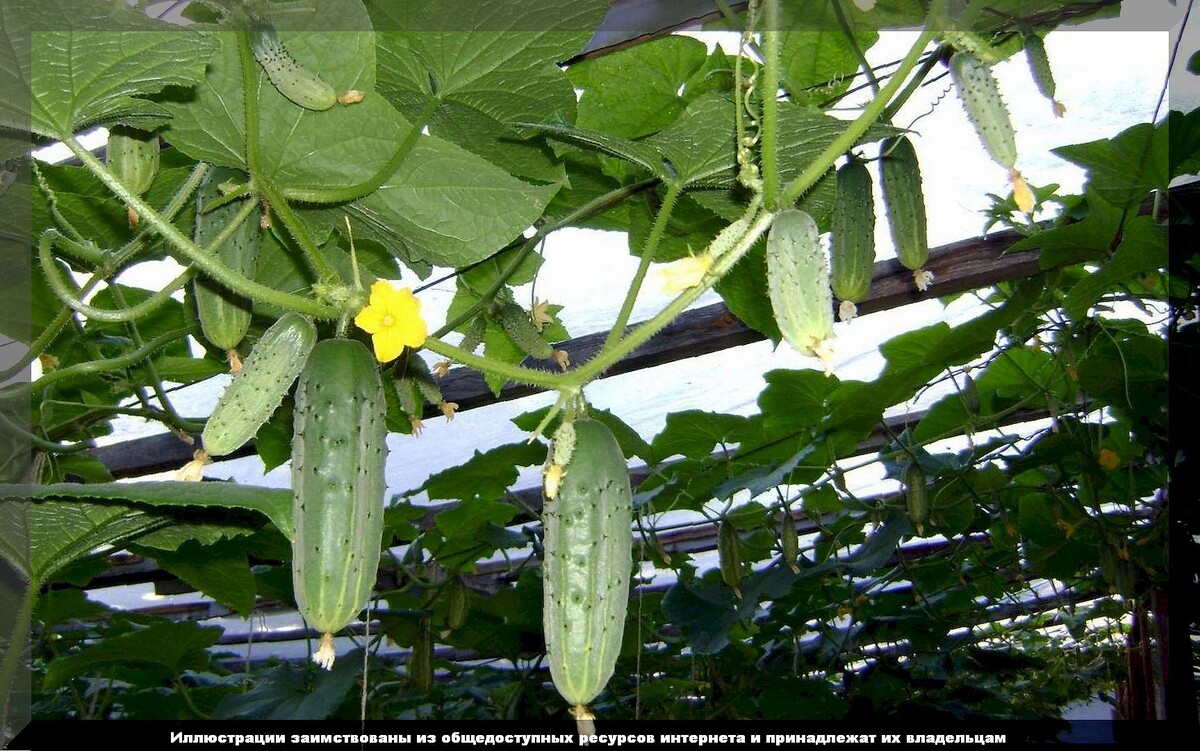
[106,126,158,197]
[543,418,632,729]
[291,338,388,669]
[201,312,316,457]
[903,461,929,535]
[107,125,159,227]
[193,167,261,361]
[249,20,338,111]
[499,302,570,371]
[717,519,742,597]
[879,136,932,292]
[766,208,834,363]
[444,576,469,632]
[949,51,1017,170]
[830,159,877,321]
[410,615,434,692]
[778,508,799,574]
[1023,31,1065,118]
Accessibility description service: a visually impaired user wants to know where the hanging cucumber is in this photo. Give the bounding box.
[106,126,159,227]
[766,209,834,365]
[830,159,877,322]
[250,21,342,111]
[879,136,932,292]
[201,312,316,457]
[949,51,1034,213]
[193,167,261,368]
[1023,31,1065,118]
[778,508,800,575]
[498,302,569,371]
[292,338,388,670]
[717,519,743,597]
[903,461,929,535]
[542,418,632,733]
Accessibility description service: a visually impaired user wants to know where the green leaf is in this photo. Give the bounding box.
[569,35,709,139]
[480,320,528,396]
[417,442,545,502]
[134,538,257,618]
[21,499,165,585]
[1165,108,1200,178]
[1062,216,1167,320]
[43,619,221,689]
[1053,121,1169,211]
[213,655,364,719]
[30,30,216,137]
[779,28,878,106]
[370,0,608,183]
[759,369,840,435]
[330,135,559,269]
[715,239,782,343]
[1013,191,1123,269]
[651,410,755,462]
[6,481,295,543]
[163,3,414,202]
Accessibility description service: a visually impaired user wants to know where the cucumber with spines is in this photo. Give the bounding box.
[201,312,316,457]
[949,51,1017,170]
[879,136,931,292]
[106,126,159,197]
[1023,31,1065,117]
[717,519,743,597]
[766,209,834,363]
[193,167,261,358]
[830,159,877,322]
[543,418,632,730]
[291,338,388,670]
[249,20,338,111]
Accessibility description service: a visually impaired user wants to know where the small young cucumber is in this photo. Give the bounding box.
[949,51,1017,171]
[830,160,877,321]
[717,519,743,597]
[778,509,800,574]
[106,126,159,197]
[201,312,316,457]
[903,461,929,535]
[193,167,262,357]
[879,136,932,292]
[766,209,834,363]
[1023,31,1065,118]
[292,338,388,670]
[499,302,569,371]
[250,20,338,111]
[543,418,632,728]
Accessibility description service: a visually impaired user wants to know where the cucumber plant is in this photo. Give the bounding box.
[830,159,877,322]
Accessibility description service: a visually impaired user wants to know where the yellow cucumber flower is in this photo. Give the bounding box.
[354,281,427,363]
[657,253,714,294]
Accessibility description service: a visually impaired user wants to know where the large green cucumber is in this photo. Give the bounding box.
[949,51,1017,170]
[193,167,261,355]
[291,338,388,670]
[879,136,931,291]
[106,126,159,197]
[766,208,834,362]
[201,312,316,457]
[830,159,877,321]
[543,418,632,729]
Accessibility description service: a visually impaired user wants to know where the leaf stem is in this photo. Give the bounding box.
[63,137,338,318]
[780,1,944,207]
[280,97,439,205]
[421,338,569,392]
[39,231,195,323]
[605,181,683,349]
[236,31,337,283]
[760,0,782,208]
[568,206,774,388]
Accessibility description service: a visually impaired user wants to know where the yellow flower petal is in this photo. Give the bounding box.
[372,326,410,364]
[354,304,386,334]
[355,281,428,362]
[658,254,713,294]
